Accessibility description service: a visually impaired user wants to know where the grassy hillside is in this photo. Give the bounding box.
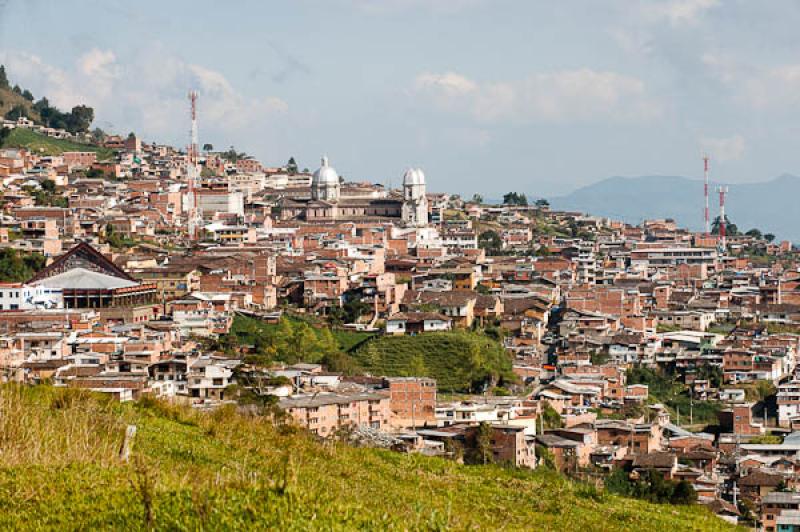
[1,127,113,160]
[0,385,734,531]
[229,314,374,354]
[0,86,40,123]
[352,331,515,392]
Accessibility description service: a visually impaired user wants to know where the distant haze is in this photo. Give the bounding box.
[4,2,800,196]
[550,175,800,242]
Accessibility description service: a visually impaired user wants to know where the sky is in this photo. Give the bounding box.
[1,0,800,198]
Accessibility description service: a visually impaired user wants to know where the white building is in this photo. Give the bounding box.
[778,380,800,427]
[311,156,340,202]
[0,283,63,311]
[196,190,245,219]
[401,168,428,226]
[187,357,237,401]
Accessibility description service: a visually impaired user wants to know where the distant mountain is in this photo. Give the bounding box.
[549,174,800,242]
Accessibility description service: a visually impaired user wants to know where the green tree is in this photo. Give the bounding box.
[287,157,298,174]
[765,233,776,243]
[711,216,738,236]
[0,249,46,282]
[535,198,550,208]
[471,193,483,204]
[202,143,213,152]
[475,422,493,465]
[66,105,94,133]
[478,230,502,253]
[0,65,9,90]
[5,104,28,121]
[541,401,564,429]
[21,89,33,102]
[503,192,528,206]
[745,228,762,239]
[41,179,56,194]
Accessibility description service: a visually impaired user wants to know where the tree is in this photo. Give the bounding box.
[0,65,9,90]
[534,198,550,208]
[21,89,33,102]
[478,230,502,253]
[745,228,762,239]
[5,104,28,121]
[765,233,776,243]
[66,105,94,133]
[91,127,106,142]
[471,193,483,204]
[11,84,21,95]
[475,422,494,465]
[541,401,564,429]
[671,480,697,505]
[503,192,528,206]
[202,143,213,152]
[711,216,738,237]
[41,179,56,194]
[0,127,10,147]
[287,157,298,174]
[0,249,46,282]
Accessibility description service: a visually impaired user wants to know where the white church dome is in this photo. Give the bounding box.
[313,156,339,186]
[403,167,426,186]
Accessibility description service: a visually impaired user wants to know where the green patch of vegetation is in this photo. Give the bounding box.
[103,224,140,250]
[351,330,515,392]
[748,433,782,445]
[731,380,776,402]
[217,315,374,372]
[605,468,697,505]
[627,366,723,426]
[0,248,46,282]
[1,127,113,159]
[24,179,68,208]
[0,384,733,531]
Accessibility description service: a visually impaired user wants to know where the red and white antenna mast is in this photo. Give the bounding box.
[187,90,200,241]
[717,185,728,250]
[703,155,710,236]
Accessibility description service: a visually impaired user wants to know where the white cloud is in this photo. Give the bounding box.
[702,53,800,110]
[1,48,288,144]
[699,135,746,162]
[412,69,662,124]
[639,0,720,25]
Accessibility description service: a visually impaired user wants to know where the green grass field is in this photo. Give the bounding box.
[352,331,516,392]
[2,127,114,160]
[0,385,735,531]
[230,314,374,353]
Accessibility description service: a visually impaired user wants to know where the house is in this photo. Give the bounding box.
[402,290,478,328]
[384,377,437,428]
[186,357,237,401]
[385,312,451,335]
[279,391,391,437]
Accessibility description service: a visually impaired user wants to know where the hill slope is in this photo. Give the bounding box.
[0,385,733,530]
[550,174,800,242]
[2,127,113,159]
[351,331,519,392]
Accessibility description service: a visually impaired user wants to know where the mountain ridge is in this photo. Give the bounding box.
[549,174,800,241]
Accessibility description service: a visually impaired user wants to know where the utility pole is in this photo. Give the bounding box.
[703,155,710,235]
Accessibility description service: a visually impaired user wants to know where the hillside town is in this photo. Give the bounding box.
[3,72,800,530]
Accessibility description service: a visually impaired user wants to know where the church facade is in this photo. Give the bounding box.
[278,157,428,226]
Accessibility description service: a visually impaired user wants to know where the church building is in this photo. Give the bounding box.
[278,157,429,226]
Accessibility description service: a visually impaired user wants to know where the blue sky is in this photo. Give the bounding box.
[2,0,800,197]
